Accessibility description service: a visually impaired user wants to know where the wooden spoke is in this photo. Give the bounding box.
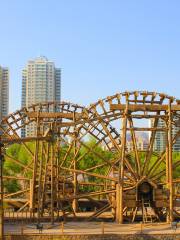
[128,117,141,177]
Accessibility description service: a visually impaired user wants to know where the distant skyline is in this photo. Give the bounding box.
[0,0,180,114]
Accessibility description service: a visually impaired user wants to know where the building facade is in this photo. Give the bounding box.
[150,119,180,152]
[126,136,149,152]
[21,56,61,137]
[0,66,9,122]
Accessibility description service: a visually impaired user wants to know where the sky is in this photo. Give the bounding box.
[0,0,180,113]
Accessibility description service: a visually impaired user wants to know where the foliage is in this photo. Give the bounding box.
[2,138,180,194]
[3,142,34,193]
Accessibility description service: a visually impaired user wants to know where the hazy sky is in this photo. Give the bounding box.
[0,0,180,113]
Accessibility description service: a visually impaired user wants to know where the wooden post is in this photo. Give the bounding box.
[72,113,78,213]
[37,141,43,222]
[31,111,40,218]
[56,136,60,219]
[0,141,4,240]
[41,142,50,217]
[168,100,173,223]
[116,183,120,223]
[117,98,128,223]
[72,141,78,213]
[101,222,104,234]
[61,221,64,234]
[165,121,170,222]
[140,221,143,234]
[51,142,54,225]
[29,179,33,210]
[111,168,116,217]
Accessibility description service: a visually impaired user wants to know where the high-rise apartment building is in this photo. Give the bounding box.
[150,118,180,152]
[0,66,9,122]
[21,56,61,137]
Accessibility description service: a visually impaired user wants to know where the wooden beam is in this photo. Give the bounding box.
[26,112,86,119]
[4,189,30,198]
[60,189,116,201]
[125,127,167,131]
[60,166,117,181]
[4,154,33,171]
[2,136,51,144]
[110,104,180,112]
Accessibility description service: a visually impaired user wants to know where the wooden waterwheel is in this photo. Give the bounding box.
[83,91,180,223]
[0,91,180,224]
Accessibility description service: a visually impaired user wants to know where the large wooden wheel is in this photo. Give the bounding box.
[0,102,88,222]
[85,91,180,223]
[0,91,180,224]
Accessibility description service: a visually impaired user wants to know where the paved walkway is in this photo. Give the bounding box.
[4,222,180,235]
